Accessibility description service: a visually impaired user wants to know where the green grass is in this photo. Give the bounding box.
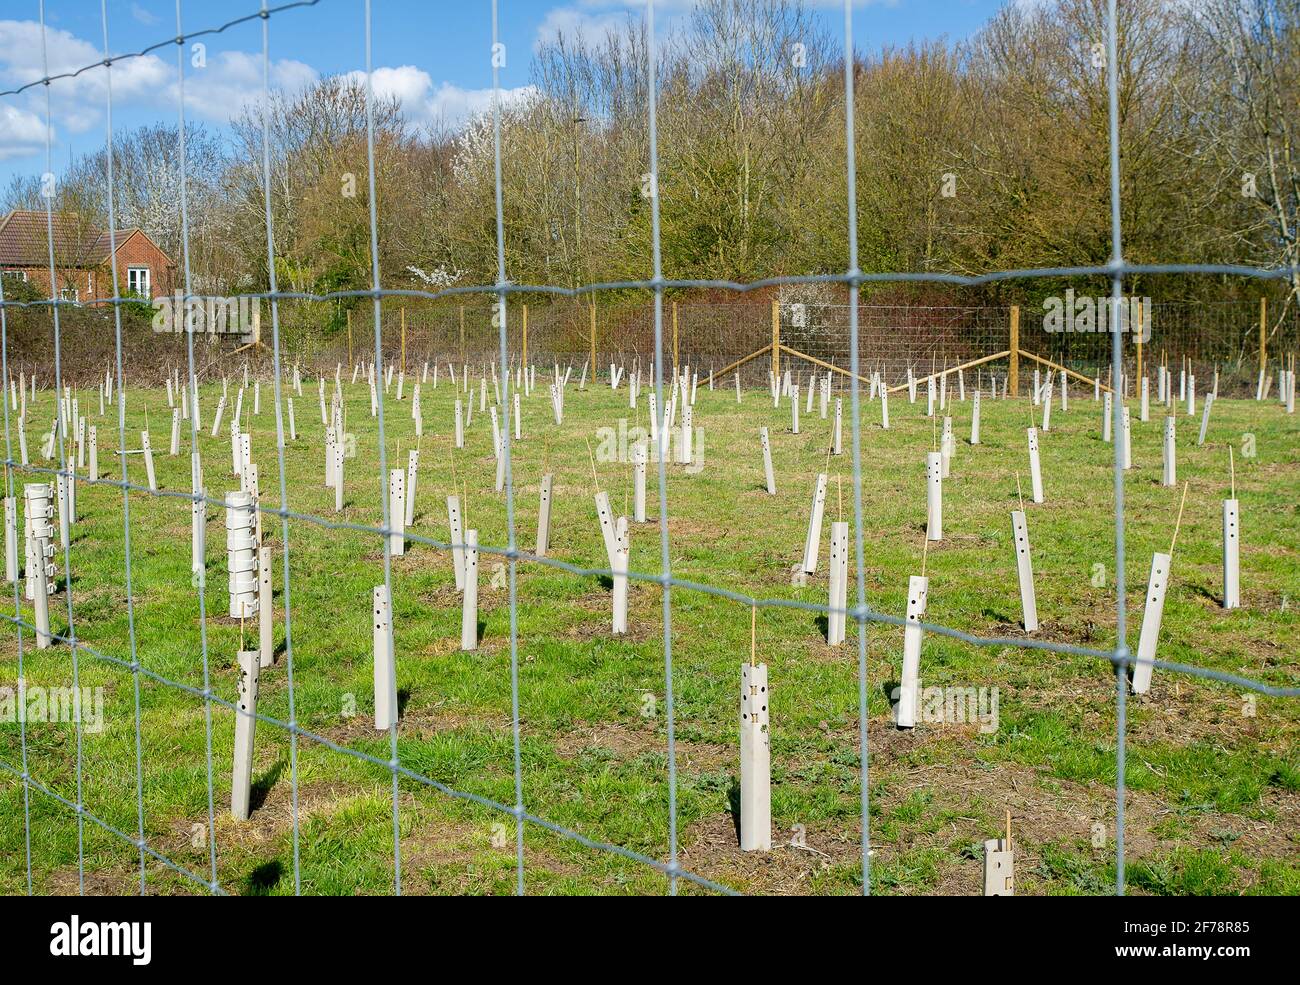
[0,369,1297,895]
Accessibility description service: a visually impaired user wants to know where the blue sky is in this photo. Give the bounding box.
[0,0,1006,186]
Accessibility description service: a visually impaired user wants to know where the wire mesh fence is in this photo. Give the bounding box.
[0,0,1298,897]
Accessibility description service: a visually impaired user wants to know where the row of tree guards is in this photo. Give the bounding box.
[336,296,1286,391]
[5,336,1292,893]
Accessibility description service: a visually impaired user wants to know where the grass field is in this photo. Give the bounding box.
[1,366,1297,895]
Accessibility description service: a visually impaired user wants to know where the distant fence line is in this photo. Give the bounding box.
[2,298,1295,395]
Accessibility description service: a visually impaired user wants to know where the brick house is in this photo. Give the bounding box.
[0,209,175,303]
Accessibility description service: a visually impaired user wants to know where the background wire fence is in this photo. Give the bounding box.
[1,0,1298,897]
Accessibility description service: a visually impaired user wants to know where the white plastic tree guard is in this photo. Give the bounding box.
[191,453,204,576]
[970,391,981,445]
[536,473,554,555]
[633,442,648,521]
[897,575,929,728]
[680,405,694,466]
[790,384,800,435]
[612,516,629,635]
[225,490,259,620]
[3,496,16,584]
[595,491,620,568]
[56,473,70,555]
[833,399,843,455]
[760,427,776,495]
[388,469,405,557]
[258,545,273,669]
[333,442,344,513]
[1027,427,1044,504]
[23,483,55,647]
[1132,552,1171,694]
[1197,393,1214,446]
[211,396,226,439]
[1140,377,1149,422]
[802,473,828,573]
[405,450,419,526]
[739,661,771,851]
[1121,406,1132,470]
[454,400,464,449]
[1011,509,1038,633]
[926,451,943,541]
[231,648,261,820]
[1041,384,1053,432]
[461,529,479,651]
[1102,392,1112,442]
[940,416,954,478]
[1222,499,1240,609]
[983,837,1014,895]
[142,430,157,491]
[827,520,849,646]
[880,386,890,429]
[1162,416,1177,487]
[373,584,396,730]
[448,495,465,590]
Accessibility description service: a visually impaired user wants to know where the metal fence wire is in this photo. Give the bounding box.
[0,0,1298,897]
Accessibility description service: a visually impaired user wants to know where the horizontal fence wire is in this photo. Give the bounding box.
[0,0,1297,897]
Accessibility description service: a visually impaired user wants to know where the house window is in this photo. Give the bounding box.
[59,286,79,303]
[2,269,27,283]
[127,266,151,297]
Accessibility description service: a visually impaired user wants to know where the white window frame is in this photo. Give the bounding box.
[127,266,151,297]
[59,286,79,303]
[2,269,27,283]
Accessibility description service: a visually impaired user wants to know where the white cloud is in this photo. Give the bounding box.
[176,50,319,122]
[0,18,172,137]
[130,3,161,26]
[343,65,538,130]
[0,103,45,160]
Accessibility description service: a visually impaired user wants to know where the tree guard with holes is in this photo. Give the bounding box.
[388,469,406,557]
[225,490,258,619]
[926,451,943,541]
[231,648,261,820]
[634,441,648,520]
[897,575,929,728]
[1027,427,1044,504]
[1132,552,1171,694]
[1162,416,1177,487]
[612,516,629,635]
[536,473,554,555]
[760,427,776,495]
[827,520,849,646]
[740,660,771,851]
[461,529,479,651]
[448,496,465,590]
[373,585,395,730]
[1011,509,1038,632]
[802,473,828,573]
[1223,499,1240,610]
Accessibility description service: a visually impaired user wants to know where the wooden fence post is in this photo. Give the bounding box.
[771,299,780,381]
[1260,296,1268,379]
[1009,305,1020,396]
[672,301,679,373]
